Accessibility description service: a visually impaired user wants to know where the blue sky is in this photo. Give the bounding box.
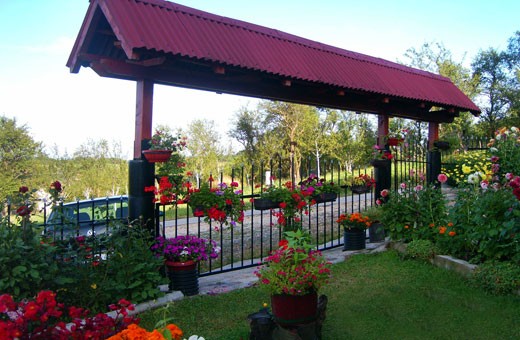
[0,0,518,158]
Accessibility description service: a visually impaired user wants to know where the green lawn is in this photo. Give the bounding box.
[138,250,520,339]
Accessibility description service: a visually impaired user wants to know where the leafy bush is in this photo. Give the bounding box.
[403,239,436,262]
[379,178,447,242]
[54,222,167,313]
[470,261,520,295]
[0,225,61,300]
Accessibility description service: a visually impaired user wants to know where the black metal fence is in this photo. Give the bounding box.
[5,149,435,277]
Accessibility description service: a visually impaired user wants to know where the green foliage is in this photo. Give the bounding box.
[470,261,520,295]
[489,126,520,178]
[379,180,447,242]
[54,222,166,313]
[0,116,43,200]
[403,239,436,262]
[0,224,60,299]
[440,182,520,264]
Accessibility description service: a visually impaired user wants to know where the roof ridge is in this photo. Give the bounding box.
[131,0,447,82]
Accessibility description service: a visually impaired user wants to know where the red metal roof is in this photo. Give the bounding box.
[67,0,481,118]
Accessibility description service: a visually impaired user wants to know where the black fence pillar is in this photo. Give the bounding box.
[427,150,441,187]
[128,159,155,232]
[373,160,392,201]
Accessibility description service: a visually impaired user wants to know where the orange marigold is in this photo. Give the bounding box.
[448,231,456,237]
[439,226,447,234]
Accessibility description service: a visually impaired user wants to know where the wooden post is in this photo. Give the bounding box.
[377,114,389,147]
[129,79,155,231]
[428,122,439,150]
[134,79,154,159]
[427,122,441,186]
[374,114,391,200]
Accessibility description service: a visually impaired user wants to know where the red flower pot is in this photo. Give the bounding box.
[164,260,199,295]
[142,150,172,163]
[271,291,318,327]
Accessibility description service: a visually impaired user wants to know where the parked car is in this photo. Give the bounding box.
[44,196,128,238]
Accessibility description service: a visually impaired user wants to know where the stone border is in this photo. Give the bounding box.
[388,241,520,296]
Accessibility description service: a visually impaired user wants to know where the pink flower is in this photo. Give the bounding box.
[480,180,489,190]
[505,173,514,180]
[437,173,448,183]
[380,189,389,198]
[400,182,406,189]
[414,185,423,192]
[376,199,382,205]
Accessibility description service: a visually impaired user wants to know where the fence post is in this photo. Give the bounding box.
[373,160,391,201]
[426,150,441,187]
[128,157,155,232]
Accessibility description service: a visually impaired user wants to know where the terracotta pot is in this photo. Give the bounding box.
[142,149,172,163]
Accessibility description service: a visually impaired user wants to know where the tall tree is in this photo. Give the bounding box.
[504,31,520,125]
[186,119,222,184]
[0,116,42,201]
[260,101,319,182]
[472,48,511,136]
[400,41,480,141]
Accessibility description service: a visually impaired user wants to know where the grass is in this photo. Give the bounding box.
[138,250,520,339]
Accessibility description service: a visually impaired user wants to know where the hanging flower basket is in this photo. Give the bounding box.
[312,192,338,204]
[142,149,172,163]
[253,198,280,210]
[350,185,371,194]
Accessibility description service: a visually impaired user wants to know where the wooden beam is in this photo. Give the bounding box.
[88,56,461,123]
[134,80,154,159]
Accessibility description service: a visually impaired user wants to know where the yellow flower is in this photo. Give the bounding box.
[462,164,472,174]
[91,283,97,289]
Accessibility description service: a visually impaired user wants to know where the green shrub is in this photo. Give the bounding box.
[0,224,61,299]
[403,239,436,262]
[55,222,167,313]
[470,261,520,295]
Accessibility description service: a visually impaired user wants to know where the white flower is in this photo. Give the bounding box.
[467,173,478,184]
[489,147,498,153]
[186,336,205,340]
[511,126,519,133]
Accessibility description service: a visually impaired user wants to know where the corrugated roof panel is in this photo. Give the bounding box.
[81,0,480,113]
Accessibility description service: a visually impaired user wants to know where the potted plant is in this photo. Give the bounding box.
[186,181,244,228]
[151,235,220,295]
[347,174,375,194]
[299,174,340,203]
[253,184,291,210]
[143,127,187,163]
[254,230,332,327]
[336,212,371,250]
[362,207,386,243]
[371,144,393,167]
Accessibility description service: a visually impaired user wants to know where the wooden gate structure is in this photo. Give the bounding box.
[67,0,480,227]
